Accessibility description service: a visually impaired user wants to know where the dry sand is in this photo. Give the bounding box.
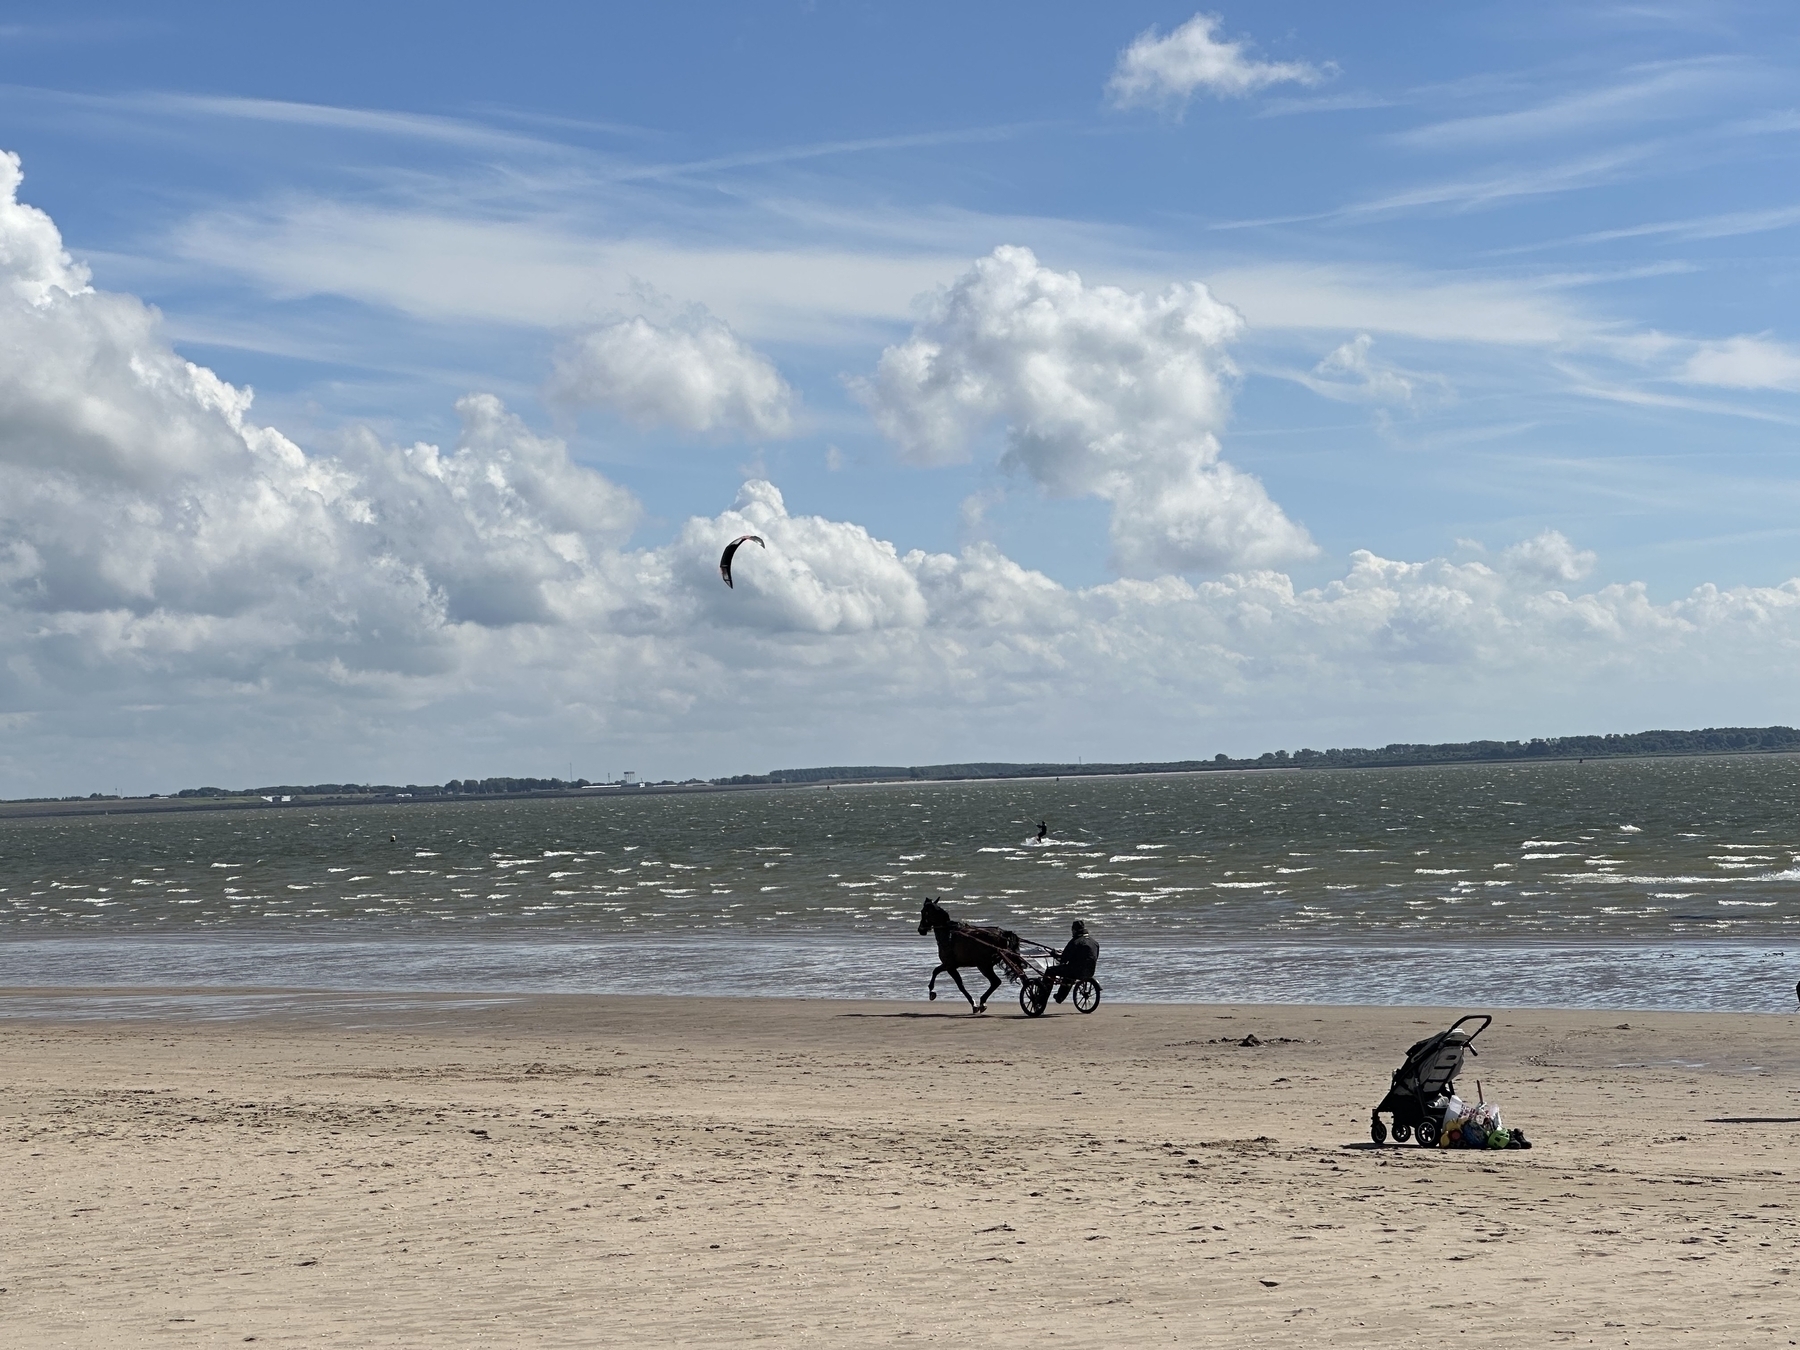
[2,990,1798,1347]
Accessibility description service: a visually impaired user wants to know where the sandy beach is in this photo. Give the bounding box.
[2,992,1797,1347]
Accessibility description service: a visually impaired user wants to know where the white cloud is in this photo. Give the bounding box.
[170,199,968,345]
[148,153,1645,368]
[1502,531,1598,584]
[1334,148,1657,222]
[1392,62,1737,151]
[0,153,634,671]
[1299,333,1452,407]
[546,310,797,437]
[0,152,89,304]
[674,480,936,634]
[3,154,1800,793]
[1108,13,1326,109]
[853,245,1315,575]
[1678,335,1800,392]
[132,92,574,157]
[1202,263,1597,345]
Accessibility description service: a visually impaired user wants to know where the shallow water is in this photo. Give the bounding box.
[2,755,1797,1010]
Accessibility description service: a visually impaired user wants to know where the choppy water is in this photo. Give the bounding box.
[3,755,1798,1011]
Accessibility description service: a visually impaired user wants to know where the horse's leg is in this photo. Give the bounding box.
[976,962,1002,1012]
[927,964,947,1001]
[945,965,979,1013]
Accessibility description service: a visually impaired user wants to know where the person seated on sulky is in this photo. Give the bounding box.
[1048,919,1099,1003]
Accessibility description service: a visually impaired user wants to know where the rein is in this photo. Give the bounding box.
[939,919,1051,964]
[923,903,1057,965]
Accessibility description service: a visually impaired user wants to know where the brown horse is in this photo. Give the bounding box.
[918,897,1025,1014]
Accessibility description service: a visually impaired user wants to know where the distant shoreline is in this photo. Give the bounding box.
[3,739,1796,822]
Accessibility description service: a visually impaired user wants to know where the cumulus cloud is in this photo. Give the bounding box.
[2,154,1800,794]
[1678,334,1800,392]
[1502,531,1598,585]
[853,245,1315,575]
[0,152,89,304]
[1108,13,1327,110]
[546,309,796,437]
[659,480,929,635]
[0,153,639,719]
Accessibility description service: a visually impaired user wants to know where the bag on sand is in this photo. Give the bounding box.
[1440,1096,1531,1149]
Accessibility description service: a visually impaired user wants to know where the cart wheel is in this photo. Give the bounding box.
[1072,980,1101,1014]
[1370,1117,1388,1146]
[1019,979,1049,1018]
[1391,1121,1411,1144]
[1415,1117,1441,1148]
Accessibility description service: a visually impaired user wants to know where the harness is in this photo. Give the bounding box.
[937,918,1065,971]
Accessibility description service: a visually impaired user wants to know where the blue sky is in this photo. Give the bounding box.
[1,3,1798,791]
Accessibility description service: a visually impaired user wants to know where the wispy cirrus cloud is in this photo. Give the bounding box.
[1554,361,1800,426]
[1212,145,1658,229]
[1291,334,1454,408]
[1255,92,1396,118]
[606,122,1049,184]
[1204,263,1600,345]
[1392,60,1746,150]
[1,85,575,157]
[0,19,154,43]
[1678,335,1800,392]
[2,85,1044,188]
[169,199,968,343]
[1499,202,1800,253]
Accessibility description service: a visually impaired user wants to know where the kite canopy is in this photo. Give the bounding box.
[719,534,765,588]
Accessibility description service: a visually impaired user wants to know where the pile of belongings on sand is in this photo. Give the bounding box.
[1439,1095,1532,1149]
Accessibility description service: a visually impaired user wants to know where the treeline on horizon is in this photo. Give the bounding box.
[36,776,605,804]
[21,725,1799,804]
[177,776,599,799]
[716,725,1800,786]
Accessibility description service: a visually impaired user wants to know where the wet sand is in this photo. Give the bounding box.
[2,991,1797,1346]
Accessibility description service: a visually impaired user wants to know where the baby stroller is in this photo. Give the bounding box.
[1370,1014,1490,1147]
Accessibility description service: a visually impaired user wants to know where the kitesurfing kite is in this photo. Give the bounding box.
[719,534,765,588]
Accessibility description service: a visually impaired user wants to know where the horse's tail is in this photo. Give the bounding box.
[999,929,1025,984]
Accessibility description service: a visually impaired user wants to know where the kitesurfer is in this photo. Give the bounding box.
[1035,820,1048,842]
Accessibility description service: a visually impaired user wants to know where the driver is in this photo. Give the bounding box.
[1047,919,1099,1003]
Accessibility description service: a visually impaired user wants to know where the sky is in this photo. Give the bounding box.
[1,1,1798,794]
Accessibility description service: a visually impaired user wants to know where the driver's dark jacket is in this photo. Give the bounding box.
[1056,934,1099,979]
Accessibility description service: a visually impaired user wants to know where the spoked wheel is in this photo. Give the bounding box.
[1415,1117,1441,1149]
[1019,978,1050,1018]
[1391,1121,1412,1144]
[1072,979,1101,1014]
[1370,1116,1388,1146]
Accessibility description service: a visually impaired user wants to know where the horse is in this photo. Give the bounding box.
[918,897,1025,1014]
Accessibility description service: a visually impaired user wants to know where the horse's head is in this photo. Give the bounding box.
[918,897,945,935]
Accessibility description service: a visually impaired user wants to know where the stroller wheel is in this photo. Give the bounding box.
[1370,1117,1387,1146]
[1415,1117,1441,1148]
[1391,1121,1412,1144]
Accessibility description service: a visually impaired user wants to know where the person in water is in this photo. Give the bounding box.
[1036,821,1048,842]
[1048,919,1099,1003]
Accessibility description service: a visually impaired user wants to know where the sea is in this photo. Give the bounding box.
[2,754,1798,1015]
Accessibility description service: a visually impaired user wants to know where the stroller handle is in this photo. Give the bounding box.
[1448,1013,1492,1051]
